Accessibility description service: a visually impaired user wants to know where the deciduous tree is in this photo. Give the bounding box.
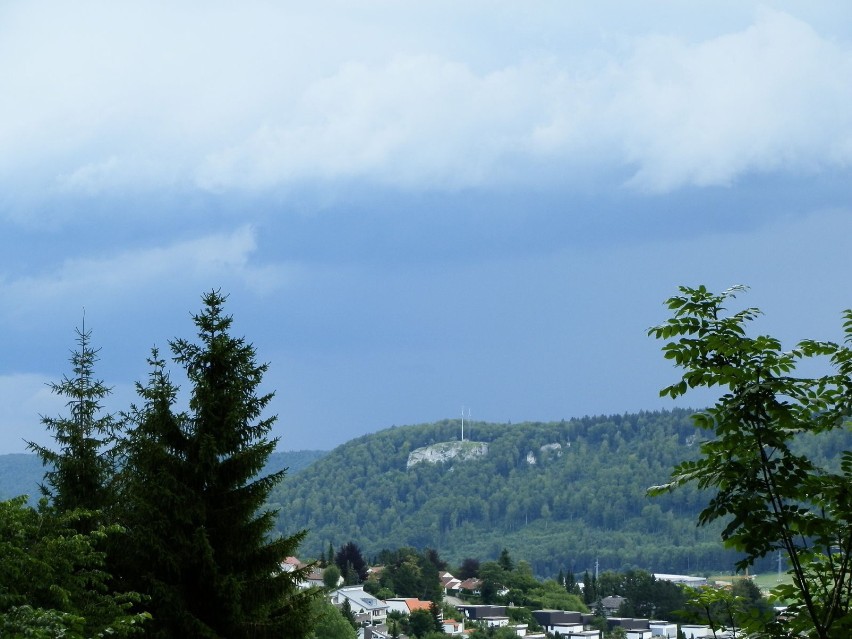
[335,541,369,584]
[0,496,147,638]
[650,285,852,638]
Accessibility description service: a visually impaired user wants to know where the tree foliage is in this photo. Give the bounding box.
[118,291,316,638]
[595,569,689,622]
[335,541,369,584]
[276,409,785,575]
[29,325,117,525]
[376,547,444,601]
[306,596,355,639]
[0,496,148,638]
[650,284,852,638]
[2,292,317,638]
[407,609,436,638]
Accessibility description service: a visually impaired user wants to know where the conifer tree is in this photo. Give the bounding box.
[29,323,117,524]
[121,291,315,638]
[116,350,197,638]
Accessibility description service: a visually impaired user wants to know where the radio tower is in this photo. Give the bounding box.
[461,406,471,441]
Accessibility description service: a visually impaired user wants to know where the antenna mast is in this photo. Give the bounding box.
[461,406,471,441]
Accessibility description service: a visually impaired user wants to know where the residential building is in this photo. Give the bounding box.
[330,586,389,626]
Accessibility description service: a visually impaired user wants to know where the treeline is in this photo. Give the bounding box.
[275,410,852,575]
[1,292,317,639]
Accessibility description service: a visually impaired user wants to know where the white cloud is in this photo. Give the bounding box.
[0,4,851,204]
[612,9,852,191]
[0,227,296,322]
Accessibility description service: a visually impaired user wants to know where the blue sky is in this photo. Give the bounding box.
[2,1,852,452]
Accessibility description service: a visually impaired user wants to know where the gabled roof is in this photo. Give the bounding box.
[459,578,482,590]
[440,571,463,590]
[601,595,626,609]
[406,599,433,612]
[385,597,433,614]
[306,568,325,582]
[332,586,389,612]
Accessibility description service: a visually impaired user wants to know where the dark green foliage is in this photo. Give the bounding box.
[458,558,480,579]
[682,582,773,637]
[340,599,357,630]
[498,548,513,572]
[649,284,852,638]
[115,350,199,637]
[376,547,445,600]
[596,569,688,621]
[335,541,369,584]
[429,601,442,632]
[468,626,521,639]
[407,609,436,638]
[564,570,580,596]
[479,561,503,604]
[0,496,148,638]
[29,326,117,525]
[323,565,342,589]
[119,291,316,638]
[275,410,770,574]
[583,570,595,605]
[306,596,355,639]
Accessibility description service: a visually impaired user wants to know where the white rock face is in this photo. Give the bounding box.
[526,442,563,464]
[406,441,489,468]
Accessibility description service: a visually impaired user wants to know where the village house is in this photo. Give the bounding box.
[532,609,586,635]
[649,620,678,637]
[440,570,462,594]
[600,595,626,616]
[456,604,506,620]
[442,618,464,635]
[330,586,389,626]
[384,598,435,617]
[458,577,482,595]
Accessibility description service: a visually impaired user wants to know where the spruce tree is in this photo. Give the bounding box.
[121,291,315,638]
[117,350,198,638]
[29,323,117,523]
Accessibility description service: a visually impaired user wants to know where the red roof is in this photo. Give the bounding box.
[406,599,433,612]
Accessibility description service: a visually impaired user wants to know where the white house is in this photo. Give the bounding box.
[383,598,434,617]
[649,621,678,638]
[483,616,510,628]
[551,623,586,635]
[330,586,389,626]
[442,619,464,635]
[440,571,463,593]
[680,625,712,639]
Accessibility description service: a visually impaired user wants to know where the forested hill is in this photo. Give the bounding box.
[0,449,328,502]
[273,409,743,577]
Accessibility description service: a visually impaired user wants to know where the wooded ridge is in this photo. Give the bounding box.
[272,408,852,577]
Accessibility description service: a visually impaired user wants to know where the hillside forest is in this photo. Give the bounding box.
[271,411,852,576]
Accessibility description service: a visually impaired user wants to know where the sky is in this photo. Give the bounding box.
[2,1,852,453]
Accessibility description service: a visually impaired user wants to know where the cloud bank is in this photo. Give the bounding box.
[1,4,850,212]
[0,227,292,323]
